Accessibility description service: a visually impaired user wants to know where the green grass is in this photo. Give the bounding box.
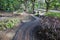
[45,12,60,18]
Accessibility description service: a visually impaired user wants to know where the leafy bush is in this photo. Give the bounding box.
[0,18,20,30]
[0,0,21,12]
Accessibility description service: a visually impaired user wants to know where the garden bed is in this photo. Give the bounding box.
[0,13,36,40]
[0,17,21,40]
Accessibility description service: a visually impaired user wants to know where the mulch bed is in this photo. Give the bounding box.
[35,16,60,40]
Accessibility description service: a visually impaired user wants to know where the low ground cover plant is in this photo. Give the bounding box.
[0,18,20,30]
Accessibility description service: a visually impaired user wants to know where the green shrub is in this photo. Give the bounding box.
[0,0,21,12]
[0,18,20,30]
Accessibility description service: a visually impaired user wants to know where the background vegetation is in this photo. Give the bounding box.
[0,0,21,12]
[0,0,60,13]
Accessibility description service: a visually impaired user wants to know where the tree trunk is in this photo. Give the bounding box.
[24,0,27,12]
[32,2,35,14]
[45,0,50,12]
[46,3,49,12]
[54,5,58,10]
[32,0,35,14]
